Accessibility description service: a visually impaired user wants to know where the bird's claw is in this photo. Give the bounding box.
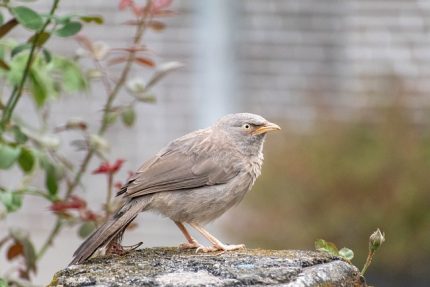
[106,241,143,256]
[178,241,204,250]
[195,243,245,253]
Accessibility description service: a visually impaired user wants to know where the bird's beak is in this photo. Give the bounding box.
[252,121,281,135]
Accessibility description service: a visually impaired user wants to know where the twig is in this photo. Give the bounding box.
[105,173,114,219]
[37,11,152,260]
[361,250,374,275]
[0,0,60,129]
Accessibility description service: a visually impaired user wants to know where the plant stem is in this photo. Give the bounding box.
[37,219,62,259]
[37,13,150,260]
[105,173,114,219]
[0,0,60,130]
[361,250,374,275]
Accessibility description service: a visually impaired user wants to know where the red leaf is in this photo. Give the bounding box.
[93,159,125,174]
[119,0,133,10]
[107,56,128,66]
[135,57,155,67]
[148,20,166,31]
[131,2,144,16]
[152,0,173,12]
[50,195,87,213]
[75,34,93,52]
[111,159,125,173]
[7,241,24,260]
[153,9,176,17]
[0,18,18,38]
[80,209,98,221]
[114,181,123,190]
[111,46,148,53]
[18,269,30,280]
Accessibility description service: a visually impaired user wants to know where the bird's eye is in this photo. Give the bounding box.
[243,124,250,129]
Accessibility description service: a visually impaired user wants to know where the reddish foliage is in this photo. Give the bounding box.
[120,0,174,17]
[152,0,173,12]
[80,209,99,221]
[92,159,125,175]
[114,181,124,190]
[74,34,93,52]
[148,20,166,31]
[50,195,87,213]
[119,0,133,10]
[18,268,30,280]
[134,57,155,67]
[7,241,24,260]
[128,170,135,179]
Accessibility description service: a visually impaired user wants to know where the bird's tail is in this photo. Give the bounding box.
[69,197,148,265]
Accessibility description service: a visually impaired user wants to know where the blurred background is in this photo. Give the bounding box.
[1,0,430,286]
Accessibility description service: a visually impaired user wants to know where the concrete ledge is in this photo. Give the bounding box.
[49,248,367,286]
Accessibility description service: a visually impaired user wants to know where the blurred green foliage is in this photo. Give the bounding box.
[229,102,430,280]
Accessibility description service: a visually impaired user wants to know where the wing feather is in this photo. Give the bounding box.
[120,128,240,198]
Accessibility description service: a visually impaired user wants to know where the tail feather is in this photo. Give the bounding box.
[69,199,146,265]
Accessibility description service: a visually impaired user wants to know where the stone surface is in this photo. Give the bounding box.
[49,248,367,287]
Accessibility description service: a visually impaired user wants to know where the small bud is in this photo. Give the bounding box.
[369,228,385,252]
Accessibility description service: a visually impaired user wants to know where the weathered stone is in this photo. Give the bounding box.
[49,248,366,287]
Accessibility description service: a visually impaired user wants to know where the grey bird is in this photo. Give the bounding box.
[70,113,280,265]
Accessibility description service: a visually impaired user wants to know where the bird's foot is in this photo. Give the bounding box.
[178,241,204,250]
[195,243,245,253]
[106,241,143,256]
[106,242,126,256]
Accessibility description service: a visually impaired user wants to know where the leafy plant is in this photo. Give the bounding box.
[314,238,354,262]
[315,228,385,275]
[0,0,180,284]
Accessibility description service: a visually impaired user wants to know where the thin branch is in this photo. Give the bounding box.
[37,12,152,260]
[0,0,60,129]
[105,173,114,219]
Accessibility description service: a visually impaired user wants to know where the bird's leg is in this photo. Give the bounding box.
[189,223,245,252]
[105,224,143,256]
[174,221,204,250]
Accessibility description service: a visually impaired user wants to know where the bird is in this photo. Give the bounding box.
[70,113,280,265]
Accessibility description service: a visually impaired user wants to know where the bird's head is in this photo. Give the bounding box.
[214,113,281,156]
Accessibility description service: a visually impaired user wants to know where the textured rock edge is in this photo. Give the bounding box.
[49,248,367,286]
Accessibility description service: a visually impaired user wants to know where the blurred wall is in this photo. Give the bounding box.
[1,0,430,285]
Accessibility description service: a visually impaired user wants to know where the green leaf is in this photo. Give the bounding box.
[29,69,50,107]
[22,237,37,272]
[0,277,8,287]
[80,15,104,24]
[50,57,87,92]
[18,147,35,173]
[55,21,82,37]
[121,106,136,127]
[7,52,28,86]
[0,143,21,169]
[42,48,52,63]
[28,55,57,107]
[314,239,339,256]
[54,15,71,25]
[27,31,51,47]
[0,12,4,26]
[0,190,22,213]
[339,247,354,261]
[12,6,44,31]
[44,163,58,199]
[12,126,28,144]
[104,112,118,127]
[11,43,31,57]
[78,221,96,238]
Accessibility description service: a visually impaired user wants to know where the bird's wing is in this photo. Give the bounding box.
[119,129,241,198]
